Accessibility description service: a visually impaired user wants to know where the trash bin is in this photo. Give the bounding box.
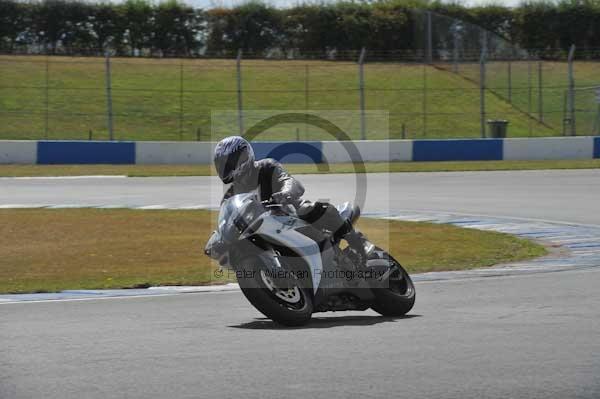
[487,120,509,138]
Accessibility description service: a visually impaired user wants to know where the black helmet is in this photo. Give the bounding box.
[213,136,255,184]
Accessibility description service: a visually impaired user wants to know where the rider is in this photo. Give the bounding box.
[213,135,366,267]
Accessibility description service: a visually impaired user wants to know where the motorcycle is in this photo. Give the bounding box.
[205,193,415,326]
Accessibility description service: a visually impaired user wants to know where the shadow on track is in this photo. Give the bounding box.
[229,314,421,330]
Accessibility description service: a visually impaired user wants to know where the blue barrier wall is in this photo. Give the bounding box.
[37,141,136,164]
[412,139,503,162]
[252,141,323,164]
[2,137,598,165]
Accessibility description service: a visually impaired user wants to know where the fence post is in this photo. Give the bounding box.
[594,97,600,135]
[45,56,49,139]
[426,11,433,64]
[508,60,512,104]
[358,47,367,140]
[528,57,533,136]
[179,60,184,140]
[236,49,244,136]
[562,90,568,136]
[480,30,488,58]
[479,47,486,138]
[304,64,309,139]
[452,30,459,73]
[104,51,114,141]
[423,63,428,138]
[567,44,576,136]
[538,61,543,122]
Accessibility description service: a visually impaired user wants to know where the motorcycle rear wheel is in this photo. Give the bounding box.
[236,255,314,326]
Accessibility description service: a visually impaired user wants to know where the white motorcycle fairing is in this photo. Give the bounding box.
[205,193,327,294]
[250,214,324,293]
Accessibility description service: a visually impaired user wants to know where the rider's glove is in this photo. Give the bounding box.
[271,191,292,205]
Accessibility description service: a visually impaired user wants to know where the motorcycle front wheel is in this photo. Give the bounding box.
[236,255,314,326]
[369,251,416,317]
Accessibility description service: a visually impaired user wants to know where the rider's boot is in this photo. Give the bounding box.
[336,220,368,271]
[296,200,368,269]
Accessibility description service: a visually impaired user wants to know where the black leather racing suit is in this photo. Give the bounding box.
[222,158,353,240]
[223,158,304,204]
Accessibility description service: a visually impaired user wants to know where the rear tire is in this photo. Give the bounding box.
[369,252,415,317]
[236,255,313,326]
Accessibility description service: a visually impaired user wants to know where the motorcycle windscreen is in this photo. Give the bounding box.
[218,193,263,241]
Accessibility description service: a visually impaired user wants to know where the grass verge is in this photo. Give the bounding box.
[1,57,577,140]
[1,159,600,177]
[0,208,547,294]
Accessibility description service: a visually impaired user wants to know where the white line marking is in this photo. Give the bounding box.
[0,175,128,180]
[0,288,239,305]
[46,204,89,209]
[0,204,47,209]
[175,204,211,210]
[402,209,600,229]
[148,283,240,292]
[0,204,215,210]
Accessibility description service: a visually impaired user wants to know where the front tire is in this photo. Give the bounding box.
[236,255,313,326]
[369,252,415,317]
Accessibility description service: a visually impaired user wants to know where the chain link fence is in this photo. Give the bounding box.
[1,11,599,142]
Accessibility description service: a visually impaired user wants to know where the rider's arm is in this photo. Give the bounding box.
[273,163,305,201]
[257,158,304,203]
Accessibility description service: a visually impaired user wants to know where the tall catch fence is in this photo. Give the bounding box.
[0,12,598,141]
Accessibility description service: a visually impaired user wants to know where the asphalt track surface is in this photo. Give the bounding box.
[2,169,600,225]
[2,170,600,398]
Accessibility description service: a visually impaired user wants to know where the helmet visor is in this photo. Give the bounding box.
[215,149,250,183]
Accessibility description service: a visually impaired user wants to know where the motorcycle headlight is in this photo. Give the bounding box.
[233,214,249,233]
[234,201,266,233]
